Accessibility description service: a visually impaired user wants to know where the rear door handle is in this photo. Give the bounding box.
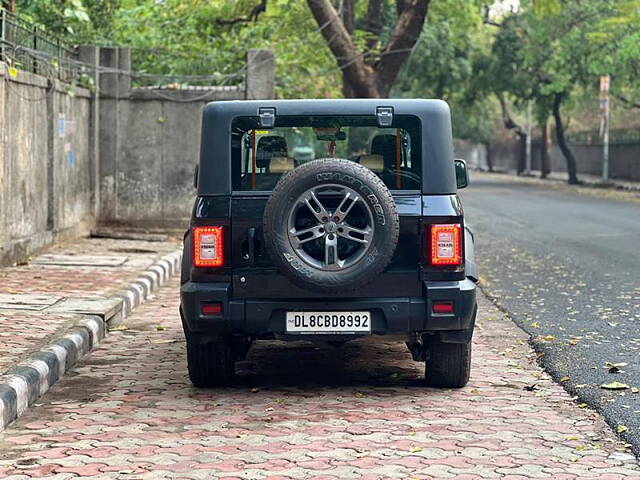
[247,227,256,265]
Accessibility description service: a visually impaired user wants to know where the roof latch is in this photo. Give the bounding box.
[376,106,393,127]
[258,107,276,128]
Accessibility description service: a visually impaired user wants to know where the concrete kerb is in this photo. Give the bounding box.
[111,249,182,325]
[0,248,182,432]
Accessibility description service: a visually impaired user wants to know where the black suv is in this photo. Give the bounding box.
[180,99,478,388]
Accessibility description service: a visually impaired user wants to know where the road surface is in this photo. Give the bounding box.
[460,173,640,454]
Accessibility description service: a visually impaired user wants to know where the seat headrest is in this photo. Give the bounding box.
[371,134,398,170]
[256,135,288,169]
[269,156,295,173]
[359,154,384,173]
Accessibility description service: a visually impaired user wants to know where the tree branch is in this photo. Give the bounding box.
[216,0,267,26]
[614,93,640,109]
[376,0,429,95]
[497,93,525,136]
[306,0,379,97]
[363,0,382,56]
[483,4,502,27]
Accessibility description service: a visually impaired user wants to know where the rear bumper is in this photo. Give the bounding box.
[180,278,476,341]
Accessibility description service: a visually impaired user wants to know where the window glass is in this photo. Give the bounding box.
[231,115,421,191]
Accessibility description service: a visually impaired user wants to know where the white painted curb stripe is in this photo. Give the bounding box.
[0,247,183,432]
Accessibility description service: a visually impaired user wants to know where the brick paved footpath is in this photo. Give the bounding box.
[0,236,181,374]
[0,277,638,479]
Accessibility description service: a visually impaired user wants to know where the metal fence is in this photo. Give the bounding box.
[0,8,81,82]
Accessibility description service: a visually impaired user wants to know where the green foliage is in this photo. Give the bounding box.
[392,0,498,142]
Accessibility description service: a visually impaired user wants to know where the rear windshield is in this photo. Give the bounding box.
[231,115,421,192]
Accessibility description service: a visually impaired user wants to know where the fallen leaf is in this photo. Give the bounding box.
[616,425,629,434]
[631,387,639,394]
[530,321,540,328]
[8,67,18,78]
[409,447,423,453]
[541,335,555,341]
[601,382,629,390]
[109,325,129,331]
[578,403,588,408]
[156,325,165,331]
[354,392,366,398]
[605,362,628,373]
[560,376,570,383]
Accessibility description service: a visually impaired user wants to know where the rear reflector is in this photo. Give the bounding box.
[201,302,223,315]
[430,224,462,266]
[432,301,454,314]
[193,226,224,267]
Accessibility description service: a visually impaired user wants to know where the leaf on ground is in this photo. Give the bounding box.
[409,447,423,453]
[560,376,570,383]
[354,392,366,398]
[631,387,639,394]
[109,325,128,331]
[530,321,540,328]
[578,403,588,408]
[541,335,555,341]
[156,325,166,331]
[8,67,18,78]
[605,362,628,373]
[601,382,629,390]
[616,425,629,434]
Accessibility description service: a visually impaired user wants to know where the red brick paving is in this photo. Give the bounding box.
[0,236,180,375]
[0,278,638,478]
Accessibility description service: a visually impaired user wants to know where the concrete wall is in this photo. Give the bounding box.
[480,133,640,181]
[0,63,93,266]
[0,47,275,264]
[99,48,274,227]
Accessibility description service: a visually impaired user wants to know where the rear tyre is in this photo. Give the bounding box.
[186,336,235,388]
[425,337,472,388]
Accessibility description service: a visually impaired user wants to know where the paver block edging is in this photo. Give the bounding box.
[0,248,183,432]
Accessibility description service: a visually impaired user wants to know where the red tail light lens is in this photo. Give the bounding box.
[201,302,223,315]
[193,226,224,267]
[430,224,462,266]
[432,301,454,314]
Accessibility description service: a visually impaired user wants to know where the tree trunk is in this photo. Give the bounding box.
[306,0,429,98]
[552,93,579,184]
[485,142,494,173]
[539,120,551,178]
[497,94,527,175]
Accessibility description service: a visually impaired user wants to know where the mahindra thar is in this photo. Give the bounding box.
[180,99,478,388]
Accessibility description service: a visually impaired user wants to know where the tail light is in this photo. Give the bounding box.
[429,224,462,266]
[193,226,224,267]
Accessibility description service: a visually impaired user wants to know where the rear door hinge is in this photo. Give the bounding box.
[258,107,276,128]
[376,106,394,127]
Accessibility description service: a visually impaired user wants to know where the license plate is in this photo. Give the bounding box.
[285,311,371,334]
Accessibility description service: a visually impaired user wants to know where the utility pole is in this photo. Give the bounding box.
[525,100,532,175]
[600,75,610,182]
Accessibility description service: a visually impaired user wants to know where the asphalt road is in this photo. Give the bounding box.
[460,173,640,453]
